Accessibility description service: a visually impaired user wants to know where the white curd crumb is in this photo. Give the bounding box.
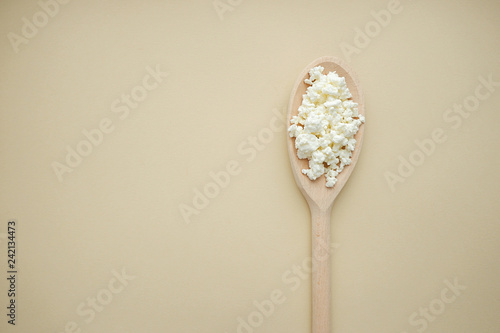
[288,66,364,187]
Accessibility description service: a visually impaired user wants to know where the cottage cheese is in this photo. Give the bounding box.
[288,66,364,187]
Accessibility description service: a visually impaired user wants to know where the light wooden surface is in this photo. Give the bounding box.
[286,56,365,333]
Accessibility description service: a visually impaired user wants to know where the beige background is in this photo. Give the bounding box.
[1,0,499,332]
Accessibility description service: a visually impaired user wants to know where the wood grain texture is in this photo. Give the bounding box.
[286,56,365,333]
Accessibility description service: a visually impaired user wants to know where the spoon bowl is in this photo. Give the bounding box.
[287,56,365,211]
[286,56,365,333]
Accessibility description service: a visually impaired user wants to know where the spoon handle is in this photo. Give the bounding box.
[311,206,332,333]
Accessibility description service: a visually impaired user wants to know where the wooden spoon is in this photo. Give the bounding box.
[286,56,365,333]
